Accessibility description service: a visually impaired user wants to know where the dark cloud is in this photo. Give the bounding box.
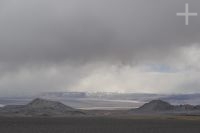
[0,0,200,66]
[0,0,200,95]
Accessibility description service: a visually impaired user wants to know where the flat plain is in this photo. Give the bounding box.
[0,116,200,133]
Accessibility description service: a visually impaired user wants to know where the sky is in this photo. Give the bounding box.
[0,0,200,96]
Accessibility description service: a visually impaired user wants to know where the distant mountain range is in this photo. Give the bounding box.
[39,92,200,104]
[0,98,200,117]
[1,92,200,110]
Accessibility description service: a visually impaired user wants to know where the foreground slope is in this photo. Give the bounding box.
[1,117,200,133]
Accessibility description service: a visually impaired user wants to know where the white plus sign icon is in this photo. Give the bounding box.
[176,3,198,25]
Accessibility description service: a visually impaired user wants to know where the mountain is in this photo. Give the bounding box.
[135,100,174,112]
[2,92,199,110]
[132,100,200,115]
[26,98,74,111]
[40,92,164,101]
[0,98,85,117]
[39,92,200,105]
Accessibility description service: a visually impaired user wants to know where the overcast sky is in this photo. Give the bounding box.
[0,0,200,96]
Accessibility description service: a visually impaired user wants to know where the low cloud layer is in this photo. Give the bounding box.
[0,0,200,96]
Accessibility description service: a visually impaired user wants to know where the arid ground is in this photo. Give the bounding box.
[0,116,200,133]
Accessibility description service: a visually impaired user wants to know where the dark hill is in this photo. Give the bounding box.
[26,98,74,111]
[135,100,174,112]
[1,98,85,116]
[132,100,200,114]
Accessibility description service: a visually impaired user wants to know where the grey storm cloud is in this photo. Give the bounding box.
[0,0,200,96]
[0,0,199,67]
